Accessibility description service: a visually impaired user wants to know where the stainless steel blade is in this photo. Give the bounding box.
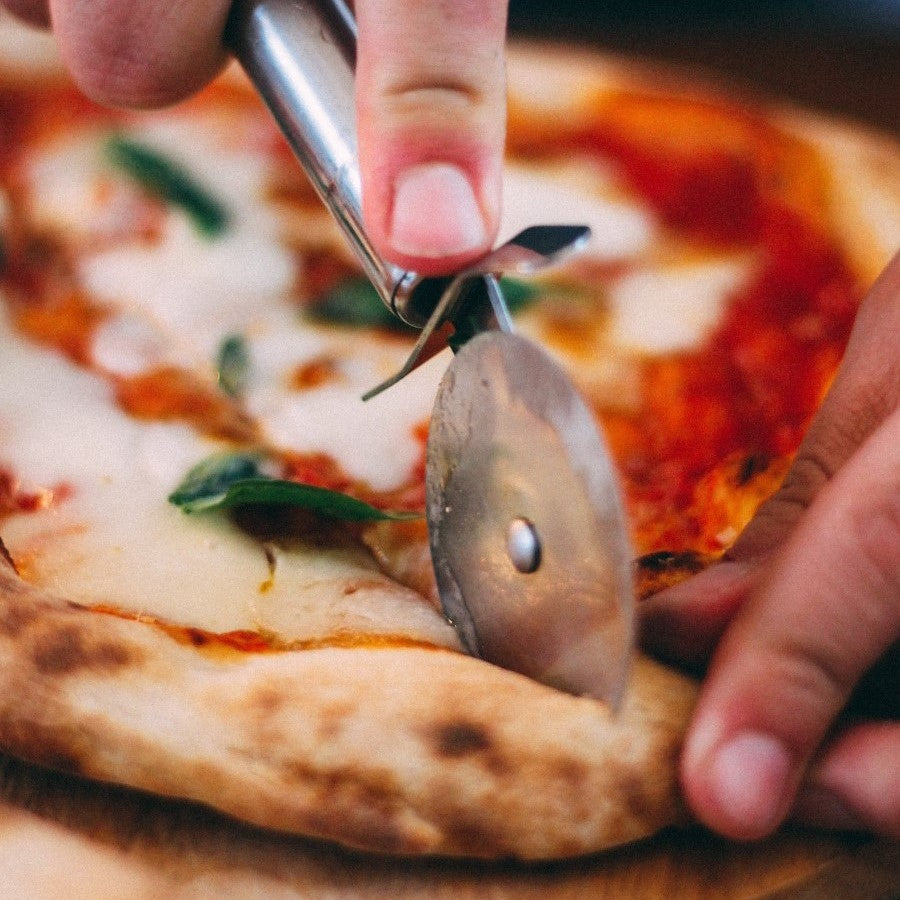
[361,225,590,400]
[426,332,636,708]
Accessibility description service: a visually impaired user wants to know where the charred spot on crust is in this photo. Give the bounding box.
[0,536,17,573]
[0,712,84,776]
[0,597,37,637]
[30,624,137,675]
[736,452,772,486]
[283,763,414,854]
[433,722,492,757]
[635,550,712,600]
[552,757,590,791]
[250,685,285,718]
[636,550,707,575]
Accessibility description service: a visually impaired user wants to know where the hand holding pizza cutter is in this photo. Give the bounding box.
[228,0,636,708]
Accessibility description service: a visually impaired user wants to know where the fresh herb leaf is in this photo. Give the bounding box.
[307,277,413,332]
[216,334,250,397]
[499,276,541,313]
[169,454,420,520]
[105,135,229,237]
[168,452,262,511]
[187,478,419,520]
[447,277,543,353]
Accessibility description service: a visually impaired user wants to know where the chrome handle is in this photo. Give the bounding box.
[227,0,432,323]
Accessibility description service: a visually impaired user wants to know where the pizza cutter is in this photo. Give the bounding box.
[227,0,636,707]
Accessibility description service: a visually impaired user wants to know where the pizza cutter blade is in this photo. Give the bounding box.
[228,0,636,707]
[426,325,635,709]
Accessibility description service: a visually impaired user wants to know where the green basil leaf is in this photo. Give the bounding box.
[192,478,420,520]
[447,278,544,353]
[170,454,420,520]
[105,135,229,237]
[499,276,541,313]
[216,334,250,398]
[307,277,414,332]
[168,452,262,511]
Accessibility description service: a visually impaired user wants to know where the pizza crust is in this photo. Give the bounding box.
[0,21,897,863]
[0,555,696,859]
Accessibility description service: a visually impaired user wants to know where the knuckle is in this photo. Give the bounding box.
[378,77,492,122]
[731,449,835,560]
[780,446,837,507]
[748,633,856,752]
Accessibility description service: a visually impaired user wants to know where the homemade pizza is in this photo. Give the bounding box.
[0,23,897,860]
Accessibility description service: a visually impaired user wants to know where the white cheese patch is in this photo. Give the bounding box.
[40,112,439,492]
[608,258,753,355]
[501,162,656,263]
[26,118,298,364]
[81,213,295,361]
[245,330,449,491]
[0,312,458,648]
[90,311,197,376]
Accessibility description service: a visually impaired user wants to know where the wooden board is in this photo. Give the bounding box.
[0,755,896,899]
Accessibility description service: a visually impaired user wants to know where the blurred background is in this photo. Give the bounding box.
[508,0,899,133]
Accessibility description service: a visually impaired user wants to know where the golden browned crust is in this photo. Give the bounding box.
[0,558,696,860]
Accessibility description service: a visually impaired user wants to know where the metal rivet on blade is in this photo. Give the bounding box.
[506,517,541,574]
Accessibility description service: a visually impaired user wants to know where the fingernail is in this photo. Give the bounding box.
[793,785,866,832]
[707,732,792,836]
[390,163,487,258]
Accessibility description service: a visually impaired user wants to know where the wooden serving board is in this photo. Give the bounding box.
[0,755,896,899]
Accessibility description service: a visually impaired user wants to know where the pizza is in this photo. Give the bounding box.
[0,19,898,860]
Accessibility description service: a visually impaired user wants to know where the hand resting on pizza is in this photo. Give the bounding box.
[643,252,900,841]
[0,0,508,277]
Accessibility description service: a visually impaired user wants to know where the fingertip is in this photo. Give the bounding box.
[49,0,230,109]
[384,160,498,274]
[682,721,795,840]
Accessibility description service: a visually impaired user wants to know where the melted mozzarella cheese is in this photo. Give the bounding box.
[91,310,196,376]
[501,162,655,262]
[245,331,449,490]
[0,311,458,648]
[608,258,753,354]
[77,120,296,361]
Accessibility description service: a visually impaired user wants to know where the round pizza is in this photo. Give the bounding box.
[0,21,897,860]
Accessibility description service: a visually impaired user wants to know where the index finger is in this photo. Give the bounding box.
[355,0,508,274]
[681,405,900,840]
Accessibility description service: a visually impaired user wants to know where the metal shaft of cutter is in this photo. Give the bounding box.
[227,0,437,325]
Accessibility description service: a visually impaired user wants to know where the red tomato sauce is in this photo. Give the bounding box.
[1,82,863,554]
[515,92,860,553]
[0,468,71,519]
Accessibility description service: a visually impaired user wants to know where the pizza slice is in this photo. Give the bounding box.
[0,23,897,859]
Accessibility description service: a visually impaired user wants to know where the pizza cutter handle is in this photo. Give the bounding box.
[226,0,431,324]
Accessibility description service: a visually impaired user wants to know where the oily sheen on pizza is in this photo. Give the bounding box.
[0,27,898,858]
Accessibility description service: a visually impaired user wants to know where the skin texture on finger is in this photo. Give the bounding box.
[48,0,231,108]
[355,0,508,274]
[681,405,900,840]
[1,0,50,27]
[641,251,900,666]
[793,720,900,838]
